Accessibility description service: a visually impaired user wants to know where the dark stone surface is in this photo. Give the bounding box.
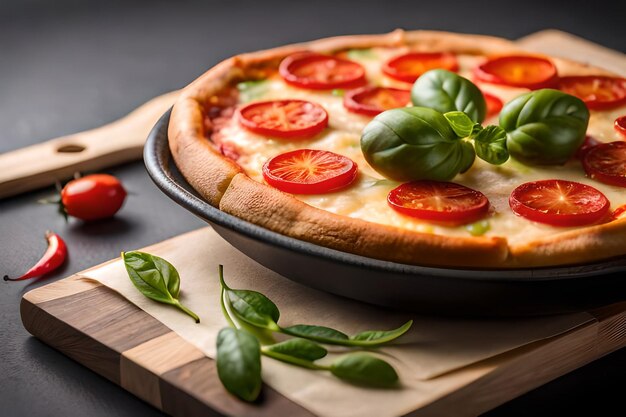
[1,1,624,416]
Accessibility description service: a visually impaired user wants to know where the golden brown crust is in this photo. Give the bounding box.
[220,174,509,268]
[169,29,626,269]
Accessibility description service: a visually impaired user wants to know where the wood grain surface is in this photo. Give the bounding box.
[20,266,626,417]
[0,90,179,199]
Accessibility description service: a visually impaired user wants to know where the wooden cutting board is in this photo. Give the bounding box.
[2,30,624,199]
[17,31,626,416]
[20,227,626,417]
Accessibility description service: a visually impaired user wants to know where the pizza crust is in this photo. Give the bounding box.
[168,30,626,269]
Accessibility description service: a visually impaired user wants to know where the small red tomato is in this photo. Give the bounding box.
[61,174,127,220]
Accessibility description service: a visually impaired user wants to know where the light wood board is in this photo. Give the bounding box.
[20,227,626,417]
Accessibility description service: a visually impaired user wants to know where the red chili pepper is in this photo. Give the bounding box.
[4,231,67,281]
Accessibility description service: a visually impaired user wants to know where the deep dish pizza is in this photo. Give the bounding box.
[168,30,626,268]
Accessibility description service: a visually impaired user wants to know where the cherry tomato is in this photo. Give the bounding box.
[61,174,127,221]
[387,181,490,225]
[582,141,626,187]
[262,149,358,194]
[474,55,558,90]
[509,179,609,227]
[343,86,411,116]
[614,115,626,137]
[279,52,366,90]
[237,99,328,139]
[382,52,459,83]
[483,92,503,118]
[574,135,601,159]
[558,76,626,110]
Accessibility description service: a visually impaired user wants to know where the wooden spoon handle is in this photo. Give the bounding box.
[0,90,180,199]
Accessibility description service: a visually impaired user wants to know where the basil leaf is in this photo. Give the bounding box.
[411,69,487,123]
[220,268,280,331]
[351,320,413,345]
[444,111,477,138]
[473,125,509,165]
[265,338,327,361]
[499,89,589,165]
[330,353,398,387]
[237,80,269,103]
[282,324,349,344]
[361,107,476,181]
[216,328,262,402]
[123,251,199,323]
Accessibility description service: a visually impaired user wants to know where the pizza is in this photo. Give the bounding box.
[168,30,626,269]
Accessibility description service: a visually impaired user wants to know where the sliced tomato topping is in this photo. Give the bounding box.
[509,180,610,227]
[387,181,490,225]
[615,115,626,137]
[343,86,411,116]
[582,141,626,187]
[382,52,459,83]
[474,55,558,90]
[262,149,358,194]
[483,92,503,118]
[558,76,626,110]
[574,135,601,160]
[613,204,626,221]
[279,52,366,90]
[237,99,328,139]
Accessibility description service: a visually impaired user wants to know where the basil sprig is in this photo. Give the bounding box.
[361,106,508,181]
[499,89,589,165]
[219,266,412,347]
[122,251,199,323]
[217,265,406,400]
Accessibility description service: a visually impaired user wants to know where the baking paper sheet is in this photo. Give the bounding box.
[83,227,593,417]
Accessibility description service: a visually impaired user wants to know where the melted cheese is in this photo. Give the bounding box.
[218,48,626,244]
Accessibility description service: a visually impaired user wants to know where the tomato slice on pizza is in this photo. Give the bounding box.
[382,52,459,83]
[558,76,626,110]
[262,149,358,194]
[343,86,411,116]
[474,55,558,89]
[279,52,366,90]
[582,141,626,187]
[509,180,610,227]
[387,181,490,225]
[483,92,503,118]
[614,115,626,137]
[237,99,328,139]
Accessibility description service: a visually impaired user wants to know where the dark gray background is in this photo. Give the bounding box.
[2,0,625,415]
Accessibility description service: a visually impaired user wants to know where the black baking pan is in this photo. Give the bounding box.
[144,110,626,316]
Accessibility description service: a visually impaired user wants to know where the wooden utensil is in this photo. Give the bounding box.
[0,90,179,199]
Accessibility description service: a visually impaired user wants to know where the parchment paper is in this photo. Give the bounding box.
[83,227,593,417]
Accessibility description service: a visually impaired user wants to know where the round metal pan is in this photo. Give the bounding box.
[144,110,626,316]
